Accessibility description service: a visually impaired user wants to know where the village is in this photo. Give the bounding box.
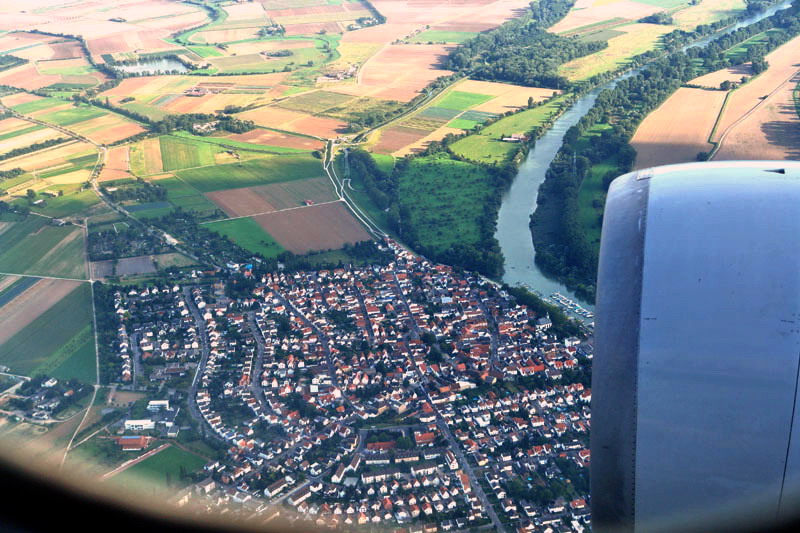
[96,239,592,532]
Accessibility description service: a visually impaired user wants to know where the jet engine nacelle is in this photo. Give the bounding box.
[592,161,800,532]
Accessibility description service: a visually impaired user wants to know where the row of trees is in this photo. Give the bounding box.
[0,137,69,161]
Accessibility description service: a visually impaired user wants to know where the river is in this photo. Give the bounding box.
[495,0,793,320]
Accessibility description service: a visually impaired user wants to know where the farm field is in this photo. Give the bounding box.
[549,0,662,34]
[227,128,324,151]
[0,281,94,380]
[336,43,454,101]
[371,79,560,155]
[175,155,325,192]
[0,215,87,279]
[408,30,477,44]
[253,201,371,253]
[450,96,569,163]
[2,94,144,144]
[713,70,800,161]
[710,35,800,145]
[206,176,338,217]
[99,146,133,182]
[559,23,674,81]
[106,445,206,494]
[238,105,348,138]
[129,138,164,176]
[689,64,753,89]
[98,73,290,119]
[631,87,727,169]
[396,153,495,251]
[205,217,286,259]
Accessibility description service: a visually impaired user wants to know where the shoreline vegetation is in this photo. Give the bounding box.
[530,0,800,303]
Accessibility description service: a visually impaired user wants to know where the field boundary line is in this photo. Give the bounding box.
[0,272,90,282]
[200,198,344,224]
[710,67,800,160]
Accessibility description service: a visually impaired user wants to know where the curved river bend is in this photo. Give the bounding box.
[495,0,793,319]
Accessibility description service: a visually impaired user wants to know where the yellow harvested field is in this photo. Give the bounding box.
[466,83,561,113]
[689,64,752,89]
[549,0,661,33]
[713,70,800,161]
[48,168,93,185]
[631,87,727,170]
[0,117,33,135]
[393,126,464,156]
[673,0,746,30]
[711,35,800,143]
[559,23,673,81]
[1,126,64,152]
[325,42,383,72]
[224,2,268,20]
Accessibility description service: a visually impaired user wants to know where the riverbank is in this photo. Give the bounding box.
[527,0,799,303]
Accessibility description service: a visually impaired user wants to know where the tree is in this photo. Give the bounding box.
[26,189,36,201]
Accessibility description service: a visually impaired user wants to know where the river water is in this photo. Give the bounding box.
[495,0,793,318]
[114,57,188,75]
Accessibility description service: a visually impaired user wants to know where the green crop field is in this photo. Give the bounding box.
[169,194,220,214]
[450,96,568,163]
[131,206,175,220]
[27,188,100,219]
[724,28,782,62]
[0,124,45,142]
[408,30,477,44]
[436,91,494,111]
[172,131,310,154]
[0,283,94,378]
[0,216,86,278]
[37,106,107,127]
[206,217,285,258]
[448,118,481,130]
[575,122,617,250]
[397,153,494,251]
[175,155,324,192]
[370,153,394,174]
[159,135,218,171]
[155,176,202,199]
[108,445,206,494]
[9,97,62,114]
[187,45,224,58]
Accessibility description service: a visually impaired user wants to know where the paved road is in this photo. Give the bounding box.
[183,286,226,445]
[389,272,506,532]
